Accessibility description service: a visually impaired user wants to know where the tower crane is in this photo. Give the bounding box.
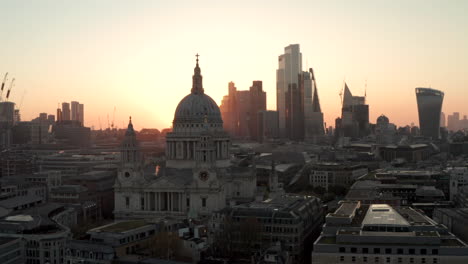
[6,78,15,101]
[0,72,8,101]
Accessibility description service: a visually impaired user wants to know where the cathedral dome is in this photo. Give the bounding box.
[173,55,223,125]
[174,93,222,123]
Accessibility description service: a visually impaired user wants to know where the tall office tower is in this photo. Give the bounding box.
[340,83,369,138]
[13,109,20,124]
[62,102,70,121]
[257,110,279,142]
[277,44,302,138]
[415,88,444,140]
[236,90,251,138]
[220,82,238,137]
[39,113,48,121]
[440,112,446,127]
[303,68,324,140]
[56,108,62,123]
[286,82,304,140]
[71,101,79,121]
[78,103,84,126]
[249,81,266,140]
[448,112,461,131]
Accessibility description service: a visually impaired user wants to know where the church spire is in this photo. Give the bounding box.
[191,53,204,95]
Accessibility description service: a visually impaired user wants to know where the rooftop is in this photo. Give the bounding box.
[362,204,410,227]
[93,220,150,233]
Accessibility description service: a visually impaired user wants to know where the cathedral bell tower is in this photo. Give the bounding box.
[119,117,142,181]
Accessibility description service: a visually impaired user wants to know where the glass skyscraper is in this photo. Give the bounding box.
[415,87,444,140]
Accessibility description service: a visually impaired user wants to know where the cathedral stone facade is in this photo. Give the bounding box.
[114,57,257,220]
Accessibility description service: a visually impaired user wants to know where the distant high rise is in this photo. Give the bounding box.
[277,44,302,138]
[285,82,304,140]
[440,112,446,127]
[303,68,324,140]
[249,81,266,140]
[71,101,79,121]
[78,103,84,125]
[56,108,62,122]
[340,83,369,138]
[220,81,266,140]
[415,88,444,139]
[62,102,70,121]
[257,110,279,142]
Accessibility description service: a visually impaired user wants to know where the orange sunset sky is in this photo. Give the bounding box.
[1,0,467,130]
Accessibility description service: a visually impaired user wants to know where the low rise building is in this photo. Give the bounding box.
[211,194,324,262]
[313,203,468,263]
[308,163,368,191]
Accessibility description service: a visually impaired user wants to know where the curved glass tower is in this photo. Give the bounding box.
[415,88,444,140]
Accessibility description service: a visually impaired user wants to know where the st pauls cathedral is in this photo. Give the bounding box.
[114,56,258,220]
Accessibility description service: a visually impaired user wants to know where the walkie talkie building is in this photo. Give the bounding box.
[415,88,444,140]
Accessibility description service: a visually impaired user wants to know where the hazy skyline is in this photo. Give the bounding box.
[1,0,467,130]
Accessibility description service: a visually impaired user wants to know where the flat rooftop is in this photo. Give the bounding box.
[362,204,409,227]
[94,220,150,233]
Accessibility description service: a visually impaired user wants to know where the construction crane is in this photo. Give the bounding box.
[0,72,8,101]
[6,78,15,101]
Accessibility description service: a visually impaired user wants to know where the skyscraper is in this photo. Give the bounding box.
[303,68,324,140]
[415,87,444,140]
[276,44,302,138]
[78,103,84,126]
[249,81,266,140]
[61,102,70,121]
[440,112,446,127]
[71,101,79,121]
[340,83,369,138]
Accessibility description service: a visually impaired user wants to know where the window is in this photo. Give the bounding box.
[433,258,438,263]
[352,256,356,262]
[421,249,427,255]
[386,257,391,263]
[202,198,207,207]
[351,248,357,253]
[374,248,381,254]
[385,248,392,254]
[422,258,426,264]
[375,257,379,263]
[140,197,144,210]
[398,258,402,263]
[363,248,369,254]
[186,198,190,207]
[397,248,404,254]
[409,249,415,255]
[410,258,414,263]
[125,197,130,209]
[339,247,346,253]
[432,249,438,255]
[363,257,368,262]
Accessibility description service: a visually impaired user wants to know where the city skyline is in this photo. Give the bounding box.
[1,0,468,130]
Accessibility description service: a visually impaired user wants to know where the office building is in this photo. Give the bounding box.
[304,68,324,140]
[249,81,267,140]
[78,103,84,125]
[440,112,446,127]
[277,44,302,138]
[339,83,369,138]
[312,203,468,264]
[71,101,79,121]
[62,102,70,121]
[258,110,279,142]
[220,81,266,140]
[415,88,444,139]
[211,194,324,262]
[308,163,368,191]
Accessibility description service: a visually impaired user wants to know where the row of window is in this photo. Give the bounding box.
[339,247,438,255]
[340,255,438,263]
